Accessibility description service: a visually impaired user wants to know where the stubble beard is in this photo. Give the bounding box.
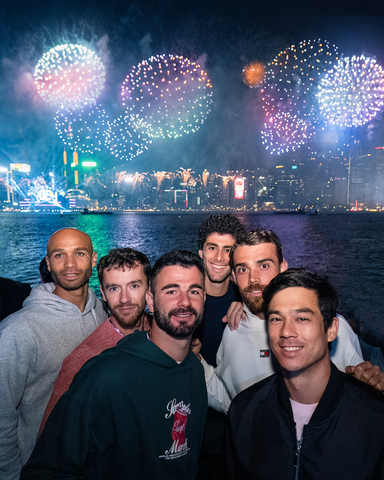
[50,268,91,292]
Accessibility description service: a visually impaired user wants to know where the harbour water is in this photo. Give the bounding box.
[1,211,384,344]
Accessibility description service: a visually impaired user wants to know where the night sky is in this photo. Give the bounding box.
[1,0,384,175]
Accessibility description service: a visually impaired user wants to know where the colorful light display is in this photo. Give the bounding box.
[104,115,152,161]
[317,55,384,127]
[34,44,106,109]
[121,54,213,138]
[54,103,109,154]
[261,111,312,155]
[262,39,339,154]
[242,62,265,88]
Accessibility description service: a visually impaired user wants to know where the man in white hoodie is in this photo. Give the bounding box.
[202,229,384,414]
[0,228,108,480]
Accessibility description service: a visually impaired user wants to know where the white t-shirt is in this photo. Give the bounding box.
[290,398,318,440]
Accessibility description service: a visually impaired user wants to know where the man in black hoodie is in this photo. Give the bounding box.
[21,250,208,480]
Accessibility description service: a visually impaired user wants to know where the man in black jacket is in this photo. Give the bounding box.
[223,268,384,480]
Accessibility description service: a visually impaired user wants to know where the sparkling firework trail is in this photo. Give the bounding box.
[152,171,173,189]
[317,55,384,128]
[242,62,265,88]
[121,54,213,139]
[104,115,152,162]
[202,169,209,188]
[177,167,194,184]
[262,39,339,154]
[54,103,109,154]
[34,44,106,109]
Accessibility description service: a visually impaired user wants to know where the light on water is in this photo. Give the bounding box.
[1,212,384,343]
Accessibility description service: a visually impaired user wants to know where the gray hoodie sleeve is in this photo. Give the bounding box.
[0,319,36,480]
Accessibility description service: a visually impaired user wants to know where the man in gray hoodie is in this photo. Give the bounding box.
[0,228,108,480]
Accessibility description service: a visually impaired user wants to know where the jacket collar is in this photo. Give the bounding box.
[277,362,345,423]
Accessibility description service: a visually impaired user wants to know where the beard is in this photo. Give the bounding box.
[110,301,145,330]
[240,283,266,315]
[50,267,92,292]
[154,305,204,338]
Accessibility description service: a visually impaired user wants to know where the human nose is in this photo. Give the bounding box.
[119,288,130,304]
[214,248,223,262]
[280,319,298,338]
[64,254,76,267]
[177,290,191,307]
[249,267,260,285]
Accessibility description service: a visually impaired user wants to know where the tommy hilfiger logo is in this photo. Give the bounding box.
[260,350,270,358]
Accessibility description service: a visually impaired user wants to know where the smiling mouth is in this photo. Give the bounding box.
[282,346,302,352]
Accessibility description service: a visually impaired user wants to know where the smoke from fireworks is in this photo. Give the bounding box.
[317,55,384,128]
[121,54,213,139]
[34,44,106,109]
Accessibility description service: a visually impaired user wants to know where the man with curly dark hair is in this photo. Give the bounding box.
[196,214,246,366]
[195,214,246,480]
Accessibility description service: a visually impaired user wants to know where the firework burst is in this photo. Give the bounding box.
[262,39,339,153]
[104,115,152,161]
[121,54,213,139]
[242,62,265,88]
[317,55,384,128]
[34,44,106,109]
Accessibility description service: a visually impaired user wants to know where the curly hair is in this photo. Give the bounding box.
[197,214,246,250]
[97,248,151,285]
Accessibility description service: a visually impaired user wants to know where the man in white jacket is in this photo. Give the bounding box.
[0,228,108,480]
[201,229,384,414]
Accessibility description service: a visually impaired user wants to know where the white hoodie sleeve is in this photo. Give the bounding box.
[201,356,231,414]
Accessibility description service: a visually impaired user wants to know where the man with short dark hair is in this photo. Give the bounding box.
[21,250,208,480]
[0,228,108,480]
[223,269,384,479]
[39,248,151,434]
[202,229,381,413]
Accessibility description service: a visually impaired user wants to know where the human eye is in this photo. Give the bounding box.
[76,251,85,256]
[108,286,118,292]
[54,253,64,258]
[166,289,176,295]
[207,246,216,251]
[190,289,202,295]
[131,283,140,289]
[297,317,309,322]
[236,267,247,274]
[268,316,282,323]
[260,263,270,269]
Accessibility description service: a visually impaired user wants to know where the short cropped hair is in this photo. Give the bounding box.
[230,229,284,269]
[97,248,151,285]
[262,268,339,332]
[150,250,205,291]
[197,214,246,250]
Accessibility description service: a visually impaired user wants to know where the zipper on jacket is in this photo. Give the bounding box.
[294,428,303,480]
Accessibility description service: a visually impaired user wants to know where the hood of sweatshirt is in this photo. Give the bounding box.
[23,282,99,316]
[106,330,196,370]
